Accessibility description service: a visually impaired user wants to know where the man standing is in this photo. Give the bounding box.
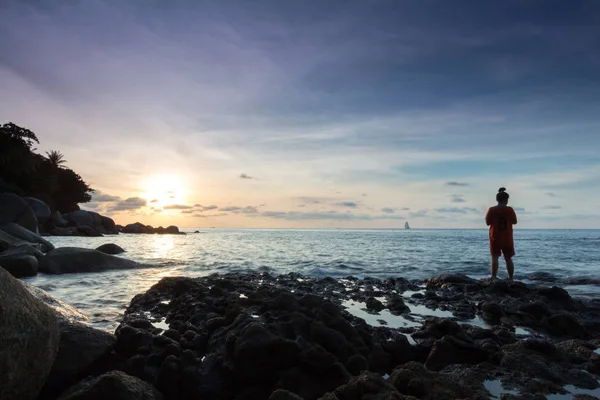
[485,187,518,281]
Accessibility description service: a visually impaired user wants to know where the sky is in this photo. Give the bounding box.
[1,0,599,229]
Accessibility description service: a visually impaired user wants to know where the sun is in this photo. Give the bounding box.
[142,175,187,209]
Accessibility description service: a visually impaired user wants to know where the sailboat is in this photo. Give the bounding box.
[405,221,410,229]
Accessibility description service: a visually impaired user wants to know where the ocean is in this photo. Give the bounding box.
[25,229,600,332]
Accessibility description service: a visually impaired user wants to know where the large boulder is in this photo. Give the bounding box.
[43,321,117,398]
[0,268,60,400]
[0,222,55,252]
[122,222,149,234]
[52,210,69,227]
[0,228,33,250]
[96,243,126,255]
[0,246,41,277]
[56,371,163,400]
[24,197,52,224]
[0,192,39,233]
[21,282,118,397]
[39,247,142,274]
[101,215,117,233]
[64,210,94,228]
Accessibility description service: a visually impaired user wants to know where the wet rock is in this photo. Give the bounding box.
[24,196,52,225]
[387,296,410,314]
[427,274,479,286]
[39,247,142,274]
[320,371,410,400]
[390,362,477,399]
[0,267,60,400]
[56,371,163,400]
[546,314,588,339]
[365,297,385,312]
[96,243,126,254]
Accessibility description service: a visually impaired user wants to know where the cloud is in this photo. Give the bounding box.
[410,209,429,218]
[361,193,368,197]
[381,207,395,214]
[194,204,219,212]
[435,207,479,214]
[336,201,358,208]
[150,199,158,203]
[193,213,228,218]
[91,191,121,202]
[546,192,558,197]
[514,207,526,212]
[260,211,405,221]
[295,197,330,205]
[240,173,255,180]
[180,210,194,214]
[450,194,466,203]
[446,182,469,187]
[298,204,306,208]
[163,204,193,210]
[542,205,562,210]
[218,206,259,214]
[109,197,147,211]
[82,202,99,209]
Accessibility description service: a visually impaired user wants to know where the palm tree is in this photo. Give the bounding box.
[45,150,67,168]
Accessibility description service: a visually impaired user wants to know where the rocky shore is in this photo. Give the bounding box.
[2,267,600,400]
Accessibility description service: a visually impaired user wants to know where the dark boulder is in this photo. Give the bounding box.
[56,371,163,400]
[0,268,60,400]
[24,197,52,224]
[165,225,180,234]
[39,247,142,274]
[0,222,55,252]
[96,243,126,254]
[42,321,117,398]
[123,222,149,234]
[0,192,39,233]
[0,253,38,277]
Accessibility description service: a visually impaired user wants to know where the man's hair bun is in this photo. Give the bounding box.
[498,187,507,193]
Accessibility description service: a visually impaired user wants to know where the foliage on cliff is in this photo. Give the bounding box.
[0,122,93,212]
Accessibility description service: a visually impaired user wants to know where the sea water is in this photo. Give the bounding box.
[24,229,600,331]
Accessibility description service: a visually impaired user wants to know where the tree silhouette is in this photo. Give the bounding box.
[45,150,67,168]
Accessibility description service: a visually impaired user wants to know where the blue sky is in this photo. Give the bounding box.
[1,0,599,228]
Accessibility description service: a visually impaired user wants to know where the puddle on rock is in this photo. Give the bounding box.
[407,303,453,318]
[594,348,600,355]
[484,379,519,398]
[239,294,248,299]
[343,300,421,329]
[402,290,426,298]
[160,300,170,305]
[150,318,169,331]
[546,384,600,399]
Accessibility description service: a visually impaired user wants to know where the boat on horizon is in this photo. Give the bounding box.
[405,221,410,229]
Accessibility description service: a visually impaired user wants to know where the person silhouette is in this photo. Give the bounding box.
[485,187,518,280]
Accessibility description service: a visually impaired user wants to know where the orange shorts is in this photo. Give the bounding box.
[490,242,515,258]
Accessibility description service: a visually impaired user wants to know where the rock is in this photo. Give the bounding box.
[427,274,479,286]
[39,247,142,274]
[387,296,410,314]
[65,210,94,229]
[0,228,32,249]
[425,335,489,371]
[546,314,588,339]
[0,192,39,233]
[101,216,117,233]
[42,321,117,398]
[52,210,69,227]
[24,197,52,224]
[0,253,38,277]
[322,371,409,400]
[21,281,89,323]
[0,222,55,252]
[0,267,60,400]
[366,297,385,312]
[165,225,179,234]
[76,224,104,237]
[96,243,126,254]
[56,371,163,400]
[122,222,149,234]
[389,362,477,399]
[270,389,305,400]
[50,226,79,236]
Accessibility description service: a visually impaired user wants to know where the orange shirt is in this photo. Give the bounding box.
[485,205,517,246]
